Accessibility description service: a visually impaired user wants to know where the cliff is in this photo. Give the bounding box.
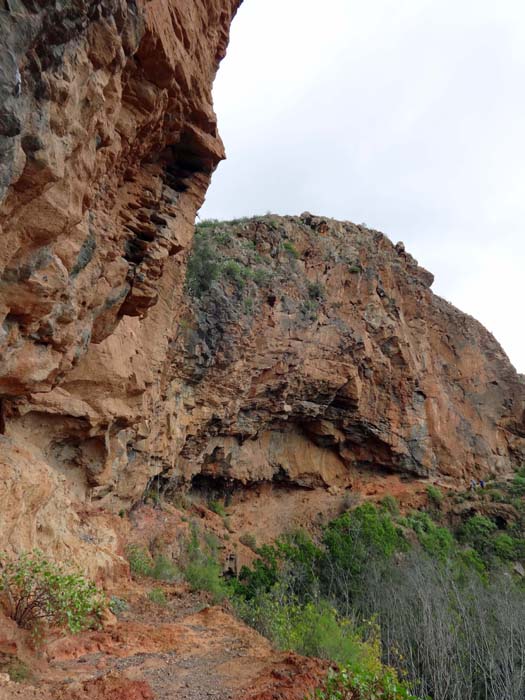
[0,0,240,573]
[174,215,525,492]
[0,1,524,580]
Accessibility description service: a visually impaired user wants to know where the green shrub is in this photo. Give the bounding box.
[253,267,271,286]
[380,495,400,516]
[222,259,251,289]
[347,263,363,274]
[283,240,299,259]
[301,299,319,321]
[183,525,227,603]
[407,512,455,561]
[459,515,497,555]
[510,475,525,497]
[209,499,227,517]
[148,588,167,606]
[308,665,419,700]
[0,550,105,633]
[186,234,220,297]
[109,596,128,615]
[492,533,516,561]
[126,546,177,582]
[322,503,407,589]
[307,281,325,300]
[150,554,179,582]
[426,484,443,507]
[4,659,32,683]
[239,533,257,551]
[126,544,153,578]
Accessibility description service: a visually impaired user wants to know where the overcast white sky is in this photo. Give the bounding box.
[200,0,525,373]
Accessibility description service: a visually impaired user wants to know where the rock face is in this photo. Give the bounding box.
[0,3,524,574]
[0,0,240,571]
[167,215,525,493]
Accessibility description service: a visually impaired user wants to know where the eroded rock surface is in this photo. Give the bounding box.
[171,215,525,492]
[0,0,240,571]
[0,2,523,576]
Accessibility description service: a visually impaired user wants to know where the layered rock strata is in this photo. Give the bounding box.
[169,215,525,492]
[0,2,523,573]
[0,0,240,571]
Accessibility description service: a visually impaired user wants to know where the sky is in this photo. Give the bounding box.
[200,0,525,373]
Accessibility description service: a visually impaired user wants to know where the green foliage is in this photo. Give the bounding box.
[301,299,320,321]
[109,596,128,615]
[406,512,455,561]
[283,240,299,259]
[510,475,525,497]
[125,545,178,582]
[459,515,497,555]
[307,281,325,301]
[182,524,227,603]
[186,233,220,297]
[252,267,272,286]
[126,544,153,578]
[426,484,443,506]
[148,587,167,606]
[0,550,105,633]
[492,533,517,561]
[308,665,420,700]
[380,495,400,516]
[3,659,32,683]
[208,499,227,517]
[348,263,363,274]
[230,501,525,700]
[321,503,407,588]
[237,588,381,671]
[222,259,251,289]
[150,554,179,582]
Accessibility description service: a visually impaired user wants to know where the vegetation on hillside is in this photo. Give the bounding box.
[0,550,106,634]
[224,476,525,700]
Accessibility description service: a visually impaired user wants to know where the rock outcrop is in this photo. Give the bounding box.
[0,2,524,575]
[0,0,240,572]
[168,215,525,493]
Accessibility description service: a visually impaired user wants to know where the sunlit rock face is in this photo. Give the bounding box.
[0,0,241,573]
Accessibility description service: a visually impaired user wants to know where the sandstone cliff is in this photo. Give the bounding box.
[0,0,240,572]
[172,215,525,492]
[0,1,524,577]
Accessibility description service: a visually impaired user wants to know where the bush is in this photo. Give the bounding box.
[3,659,32,683]
[380,495,400,516]
[283,240,299,259]
[426,484,443,507]
[150,554,179,582]
[126,544,153,578]
[459,515,497,555]
[209,499,227,517]
[109,596,128,615]
[0,550,105,633]
[222,259,251,289]
[307,281,325,301]
[308,665,419,700]
[492,533,516,561]
[148,588,167,606]
[510,475,525,497]
[186,233,220,297]
[126,546,178,582]
[183,525,227,603]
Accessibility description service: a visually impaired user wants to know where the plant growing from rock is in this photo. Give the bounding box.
[0,550,105,633]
